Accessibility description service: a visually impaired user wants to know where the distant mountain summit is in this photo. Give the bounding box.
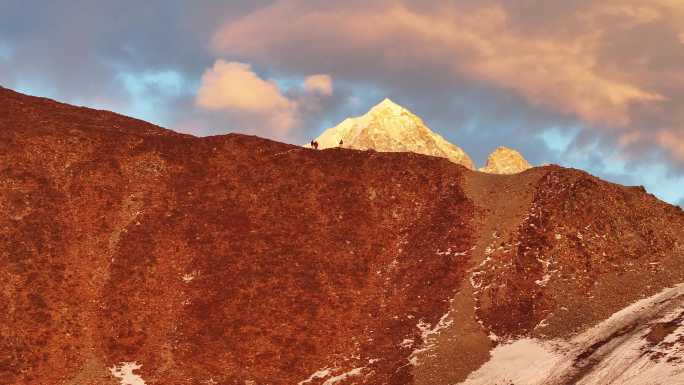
[312,98,475,169]
[312,99,535,173]
[479,146,532,174]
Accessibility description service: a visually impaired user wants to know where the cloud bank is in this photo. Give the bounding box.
[212,0,684,169]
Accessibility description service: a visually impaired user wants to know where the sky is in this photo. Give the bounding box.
[1,1,683,207]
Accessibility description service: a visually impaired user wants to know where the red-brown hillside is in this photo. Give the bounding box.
[1,87,683,385]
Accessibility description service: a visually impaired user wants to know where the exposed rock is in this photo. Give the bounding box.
[479,146,532,174]
[311,98,474,169]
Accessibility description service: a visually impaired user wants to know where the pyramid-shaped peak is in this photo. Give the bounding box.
[309,98,474,169]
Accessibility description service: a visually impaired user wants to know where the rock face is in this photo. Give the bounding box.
[312,98,475,169]
[2,86,684,385]
[479,146,532,174]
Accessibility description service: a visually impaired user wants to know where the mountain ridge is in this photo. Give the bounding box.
[2,86,683,385]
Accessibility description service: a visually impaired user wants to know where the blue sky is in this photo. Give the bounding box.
[1,1,682,207]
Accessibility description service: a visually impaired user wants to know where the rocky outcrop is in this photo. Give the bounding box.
[312,98,475,169]
[479,146,532,174]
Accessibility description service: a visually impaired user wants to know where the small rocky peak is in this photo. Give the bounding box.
[480,146,532,174]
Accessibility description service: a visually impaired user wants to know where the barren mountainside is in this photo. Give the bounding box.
[1,86,684,385]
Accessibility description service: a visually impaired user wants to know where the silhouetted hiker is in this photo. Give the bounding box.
[313,141,319,150]
[310,140,314,148]
[339,139,344,147]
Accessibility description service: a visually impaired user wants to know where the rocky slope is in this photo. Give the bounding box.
[312,98,475,169]
[2,86,684,385]
[479,146,532,174]
[463,283,684,384]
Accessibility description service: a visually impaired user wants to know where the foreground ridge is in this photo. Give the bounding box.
[1,86,683,385]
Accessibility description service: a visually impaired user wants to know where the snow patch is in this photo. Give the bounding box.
[458,284,684,384]
[461,339,561,385]
[298,366,366,385]
[322,367,365,385]
[409,311,454,365]
[297,368,332,385]
[181,272,196,282]
[110,362,146,385]
[400,338,414,348]
[535,273,551,287]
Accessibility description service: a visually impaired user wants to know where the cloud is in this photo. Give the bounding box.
[196,60,299,134]
[211,0,684,167]
[0,0,339,142]
[197,61,294,112]
[211,1,663,126]
[304,74,333,96]
[657,131,684,162]
[0,1,269,127]
[195,60,334,136]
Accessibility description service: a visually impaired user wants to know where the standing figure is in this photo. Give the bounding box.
[313,141,319,150]
[339,139,344,147]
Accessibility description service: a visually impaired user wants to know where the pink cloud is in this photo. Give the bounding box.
[304,74,333,96]
[196,60,298,133]
[195,59,333,136]
[658,131,684,162]
[212,2,667,126]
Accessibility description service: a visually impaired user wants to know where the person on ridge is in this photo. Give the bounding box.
[339,139,343,147]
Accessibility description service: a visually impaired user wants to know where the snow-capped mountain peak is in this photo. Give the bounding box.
[311,98,475,169]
